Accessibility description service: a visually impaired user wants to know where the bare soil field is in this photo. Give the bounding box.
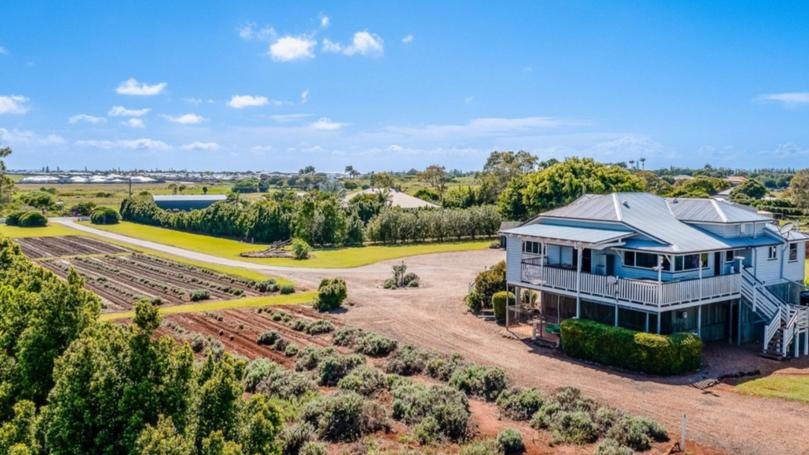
[158,304,689,455]
[15,235,130,258]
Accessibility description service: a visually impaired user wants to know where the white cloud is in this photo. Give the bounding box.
[0,46,7,55]
[0,128,64,146]
[270,113,310,123]
[322,31,384,57]
[68,114,107,125]
[76,138,169,151]
[402,34,414,44]
[756,92,809,107]
[181,141,220,151]
[0,95,30,114]
[310,117,348,131]
[238,23,276,41]
[108,105,150,117]
[115,78,167,96]
[164,113,205,124]
[320,14,330,28]
[184,97,214,104]
[228,95,269,109]
[269,36,316,61]
[251,145,273,153]
[300,89,309,104]
[123,118,145,128]
[464,96,474,104]
[382,116,572,139]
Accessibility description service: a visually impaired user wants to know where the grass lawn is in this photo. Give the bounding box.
[85,221,493,268]
[0,222,291,285]
[736,375,809,403]
[99,291,316,322]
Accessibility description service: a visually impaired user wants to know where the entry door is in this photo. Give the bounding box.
[714,252,721,276]
[606,255,616,276]
[582,249,592,273]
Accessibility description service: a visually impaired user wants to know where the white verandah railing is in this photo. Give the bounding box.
[520,262,740,310]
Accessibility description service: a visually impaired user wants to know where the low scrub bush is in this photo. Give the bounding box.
[333,327,364,346]
[317,353,365,386]
[386,345,430,376]
[560,319,702,375]
[491,291,515,325]
[257,331,281,346]
[302,392,388,442]
[465,261,505,314]
[605,415,669,451]
[6,211,48,227]
[189,289,210,302]
[299,442,327,455]
[284,344,299,357]
[496,387,544,421]
[243,359,277,392]
[425,353,466,381]
[496,428,525,454]
[243,358,318,399]
[459,440,501,455]
[383,263,420,289]
[305,320,334,335]
[280,284,295,295]
[412,415,441,445]
[278,422,315,455]
[355,332,398,357]
[312,278,347,311]
[337,365,388,396]
[90,207,121,225]
[291,238,310,260]
[254,279,279,293]
[271,310,293,323]
[593,438,634,455]
[448,364,508,401]
[530,387,600,445]
[392,381,470,442]
[295,347,336,371]
[290,319,309,332]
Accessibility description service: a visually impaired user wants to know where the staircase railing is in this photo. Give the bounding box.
[741,269,779,320]
[763,313,781,353]
[782,306,801,357]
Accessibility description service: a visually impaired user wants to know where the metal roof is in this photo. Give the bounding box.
[501,224,633,245]
[152,195,227,202]
[764,223,809,242]
[665,197,770,223]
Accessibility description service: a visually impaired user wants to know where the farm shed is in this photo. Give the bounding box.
[153,194,227,211]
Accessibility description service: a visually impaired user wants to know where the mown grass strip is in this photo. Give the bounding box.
[736,375,809,403]
[99,291,316,322]
[85,221,493,268]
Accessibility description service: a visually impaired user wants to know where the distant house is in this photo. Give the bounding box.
[152,194,227,211]
[346,189,438,209]
[501,192,809,358]
[672,175,693,182]
[725,176,747,186]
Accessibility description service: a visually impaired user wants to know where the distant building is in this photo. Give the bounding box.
[725,176,747,186]
[672,175,693,182]
[152,194,227,211]
[345,189,438,209]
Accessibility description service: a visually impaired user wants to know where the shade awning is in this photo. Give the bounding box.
[500,224,633,245]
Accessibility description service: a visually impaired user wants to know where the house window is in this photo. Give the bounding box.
[789,243,798,262]
[768,246,777,260]
[724,250,736,263]
[522,241,541,255]
[674,253,706,271]
[623,251,659,269]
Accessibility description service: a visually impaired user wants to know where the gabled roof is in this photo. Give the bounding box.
[534,193,777,253]
[501,224,633,245]
[665,197,770,223]
[153,195,227,202]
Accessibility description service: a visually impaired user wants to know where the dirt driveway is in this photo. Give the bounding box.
[321,250,809,455]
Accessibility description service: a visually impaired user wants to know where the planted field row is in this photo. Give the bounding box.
[15,235,129,258]
[37,252,284,312]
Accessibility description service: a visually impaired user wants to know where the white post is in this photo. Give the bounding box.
[697,305,702,337]
[680,414,687,452]
[657,313,661,334]
[656,259,663,308]
[505,284,510,328]
[575,245,582,319]
[645,313,650,332]
[614,304,619,327]
[698,256,704,300]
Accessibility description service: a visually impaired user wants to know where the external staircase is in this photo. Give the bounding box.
[740,269,809,359]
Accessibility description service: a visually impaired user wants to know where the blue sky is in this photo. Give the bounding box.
[1,1,808,172]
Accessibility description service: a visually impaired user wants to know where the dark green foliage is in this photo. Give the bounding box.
[333,327,364,347]
[256,331,280,346]
[593,438,634,455]
[302,392,388,442]
[365,205,501,243]
[606,415,669,451]
[354,332,398,357]
[299,441,327,455]
[412,415,441,445]
[312,278,347,311]
[385,345,430,376]
[317,353,365,386]
[496,387,544,421]
[465,261,506,313]
[448,364,508,401]
[337,365,388,396]
[253,279,278,293]
[459,440,501,455]
[291,238,310,260]
[491,290,514,324]
[189,289,210,301]
[278,422,315,455]
[304,320,334,335]
[392,381,470,442]
[70,201,96,216]
[730,178,767,202]
[670,176,730,197]
[6,211,47,227]
[348,191,389,223]
[89,206,121,225]
[560,319,702,375]
[496,428,525,454]
[279,284,295,295]
[425,353,466,381]
[232,178,260,193]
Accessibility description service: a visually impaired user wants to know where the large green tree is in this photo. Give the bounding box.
[497,157,644,220]
[478,150,538,204]
[0,147,14,208]
[790,169,809,209]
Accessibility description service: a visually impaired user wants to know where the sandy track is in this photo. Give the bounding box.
[54,219,809,454]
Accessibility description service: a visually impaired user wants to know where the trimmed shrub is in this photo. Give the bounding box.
[425,353,466,382]
[255,369,318,400]
[302,392,388,442]
[496,387,544,421]
[90,207,121,225]
[355,332,398,357]
[465,261,505,313]
[280,284,295,295]
[337,365,388,396]
[386,345,429,376]
[257,331,281,346]
[295,347,336,371]
[492,291,515,325]
[593,438,634,455]
[448,364,508,401]
[497,428,525,454]
[312,278,347,311]
[392,381,470,442]
[333,327,364,347]
[606,415,669,451]
[278,422,315,455]
[560,318,702,375]
[189,290,210,302]
[243,359,278,392]
[459,440,501,455]
[284,343,299,357]
[317,353,365,386]
[305,320,334,335]
[254,279,278,293]
[291,238,310,260]
[412,415,441,445]
[290,319,309,332]
[9,211,48,227]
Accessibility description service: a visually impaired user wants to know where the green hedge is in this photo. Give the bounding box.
[560,319,702,375]
[90,207,121,225]
[491,291,514,325]
[6,210,48,227]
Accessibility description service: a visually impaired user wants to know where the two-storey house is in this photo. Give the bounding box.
[501,192,809,358]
